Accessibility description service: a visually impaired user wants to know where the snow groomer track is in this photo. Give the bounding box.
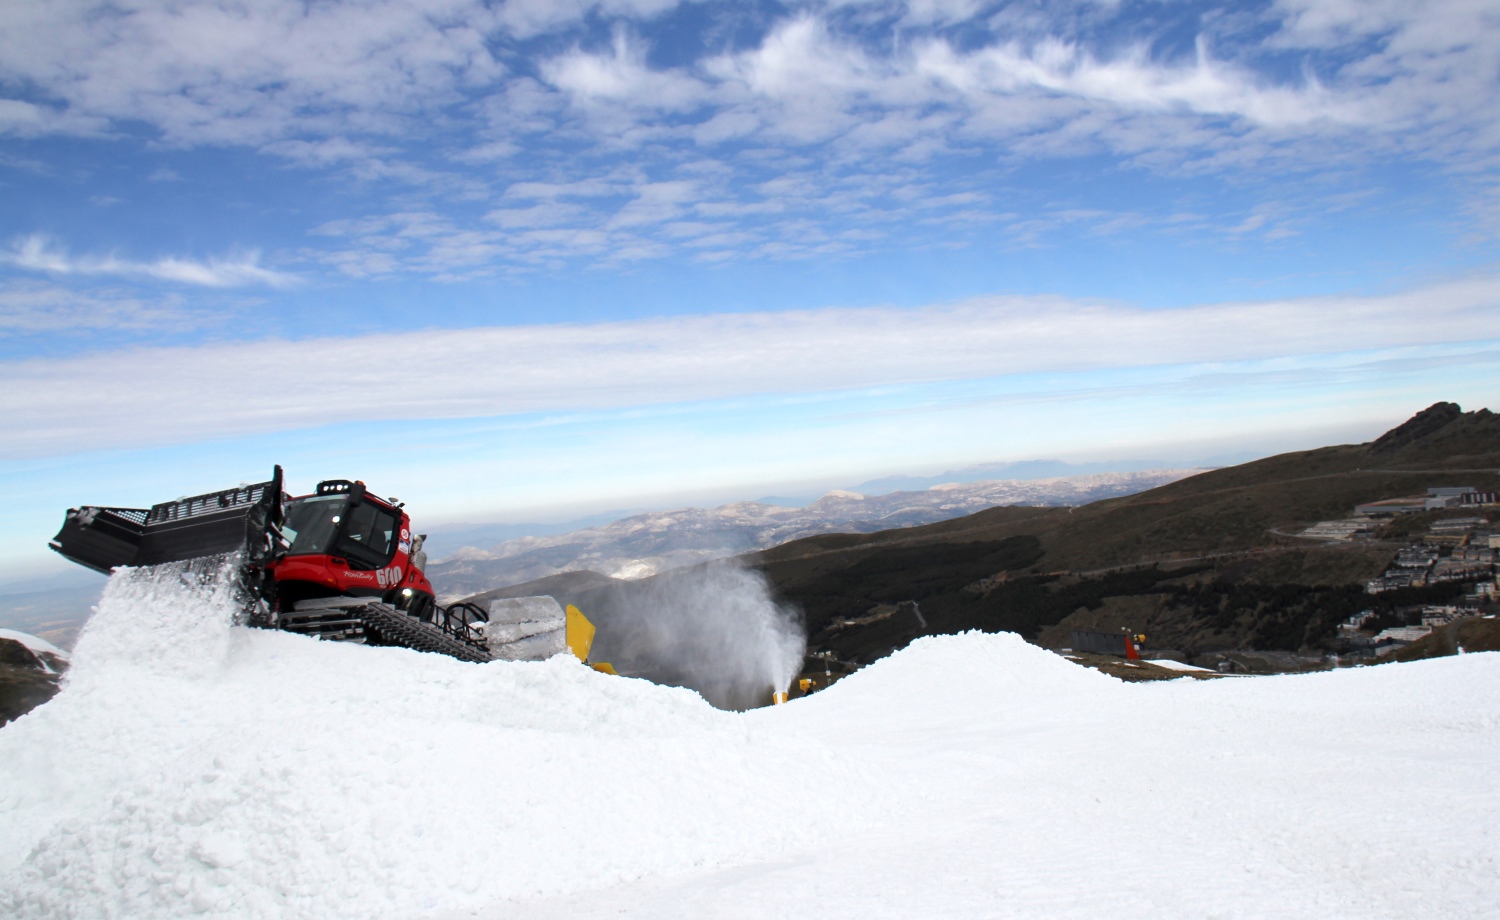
[281,598,493,664]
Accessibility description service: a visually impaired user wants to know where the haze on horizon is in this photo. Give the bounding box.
[3,0,1500,584]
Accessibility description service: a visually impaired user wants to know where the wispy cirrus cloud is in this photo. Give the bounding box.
[0,1,1487,163]
[4,235,296,288]
[4,275,1497,458]
[1,0,1497,276]
[0,0,505,146]
[0,281,196,334]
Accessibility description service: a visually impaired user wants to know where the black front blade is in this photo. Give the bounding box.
[50,466,285,572]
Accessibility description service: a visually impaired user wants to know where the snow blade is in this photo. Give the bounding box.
[50,467,285,574]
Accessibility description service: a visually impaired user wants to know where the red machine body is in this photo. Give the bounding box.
[48,467,494,660]
[265,479,437,618]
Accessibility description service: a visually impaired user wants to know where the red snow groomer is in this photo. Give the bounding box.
[49,466,497,663]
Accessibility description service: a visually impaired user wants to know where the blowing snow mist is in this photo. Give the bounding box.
[587,561,806,710]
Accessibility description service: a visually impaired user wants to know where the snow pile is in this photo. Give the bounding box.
[497,645,1500,920]
[0,562,876,919]
[3,564,1499,920]
[815,630,1113,708]
[67,554,242,681]
[1145,658,1213,672]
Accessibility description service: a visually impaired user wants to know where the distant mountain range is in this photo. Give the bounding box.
[416,456,1261,560]
[748,401,1500,671]
[844,456,1255,496]
[425,470,1202,600]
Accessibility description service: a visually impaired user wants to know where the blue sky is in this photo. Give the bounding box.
[3,0,1500,583]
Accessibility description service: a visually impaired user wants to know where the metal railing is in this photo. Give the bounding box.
[422,601,489,648]
[146,482,277,523]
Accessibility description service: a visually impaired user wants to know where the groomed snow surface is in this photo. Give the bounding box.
[2,562,1498,919]
[1144,658,1214,672]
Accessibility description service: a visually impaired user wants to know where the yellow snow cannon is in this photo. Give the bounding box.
[565,603,616,674]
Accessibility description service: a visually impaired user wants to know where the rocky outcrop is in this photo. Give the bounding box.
[1369,401,1464,453]
[0,632,70,726]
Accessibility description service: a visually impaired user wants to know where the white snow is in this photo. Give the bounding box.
[2,561,1499,919]
[1145,658,1213,672]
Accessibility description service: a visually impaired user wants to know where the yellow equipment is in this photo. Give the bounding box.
[565,604,616,674]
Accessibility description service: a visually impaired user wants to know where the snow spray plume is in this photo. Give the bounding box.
[70,553,243,681]
[588,560,805,711]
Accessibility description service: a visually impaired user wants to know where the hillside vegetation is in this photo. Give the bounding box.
[750,403,1500,667]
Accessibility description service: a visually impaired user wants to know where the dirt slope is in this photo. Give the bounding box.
[751,403,1500,668]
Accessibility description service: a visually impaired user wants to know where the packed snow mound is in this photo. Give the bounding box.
[783,631,1116,733]
[0,562,880,919]
[1148,649,1500,735]
[4,563,1500,920]
[831,630,1115,702]
[1145,658,1211,672]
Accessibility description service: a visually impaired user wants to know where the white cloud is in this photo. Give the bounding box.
[312,171,732,271]
[503,177,629,201]
[535,12,1371,160]
[691,110,760,145]
[823,0,987,28]
[4,276,1497,458]
[449,140,520,164]
[0,98,46,130]
[0,97,108,136]
[606,180,700,228]
[921,37,1364,129]
[0,282,199,333]
[495,0,687,39]
[485,202,590,229]
[4,235,297,288]
[1271,0,1440,49]
[260,137,396,168]
[0,1,1490,168]
[0,0,505,144]
[4,1,1495,272]
[542,29,709,115]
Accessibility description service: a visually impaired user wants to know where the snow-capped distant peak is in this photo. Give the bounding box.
[610,560,660,580]
[821,490,865,500]
[424,470,1204,599]
[0,628,69,662]
[0,628,70,674]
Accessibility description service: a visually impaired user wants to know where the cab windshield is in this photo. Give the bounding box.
[281,493,399,569]
[338,501,397,565]
[281,495,347,555]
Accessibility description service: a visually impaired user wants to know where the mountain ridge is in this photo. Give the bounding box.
[742,401,1500,671]
[428,470,1201,600]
